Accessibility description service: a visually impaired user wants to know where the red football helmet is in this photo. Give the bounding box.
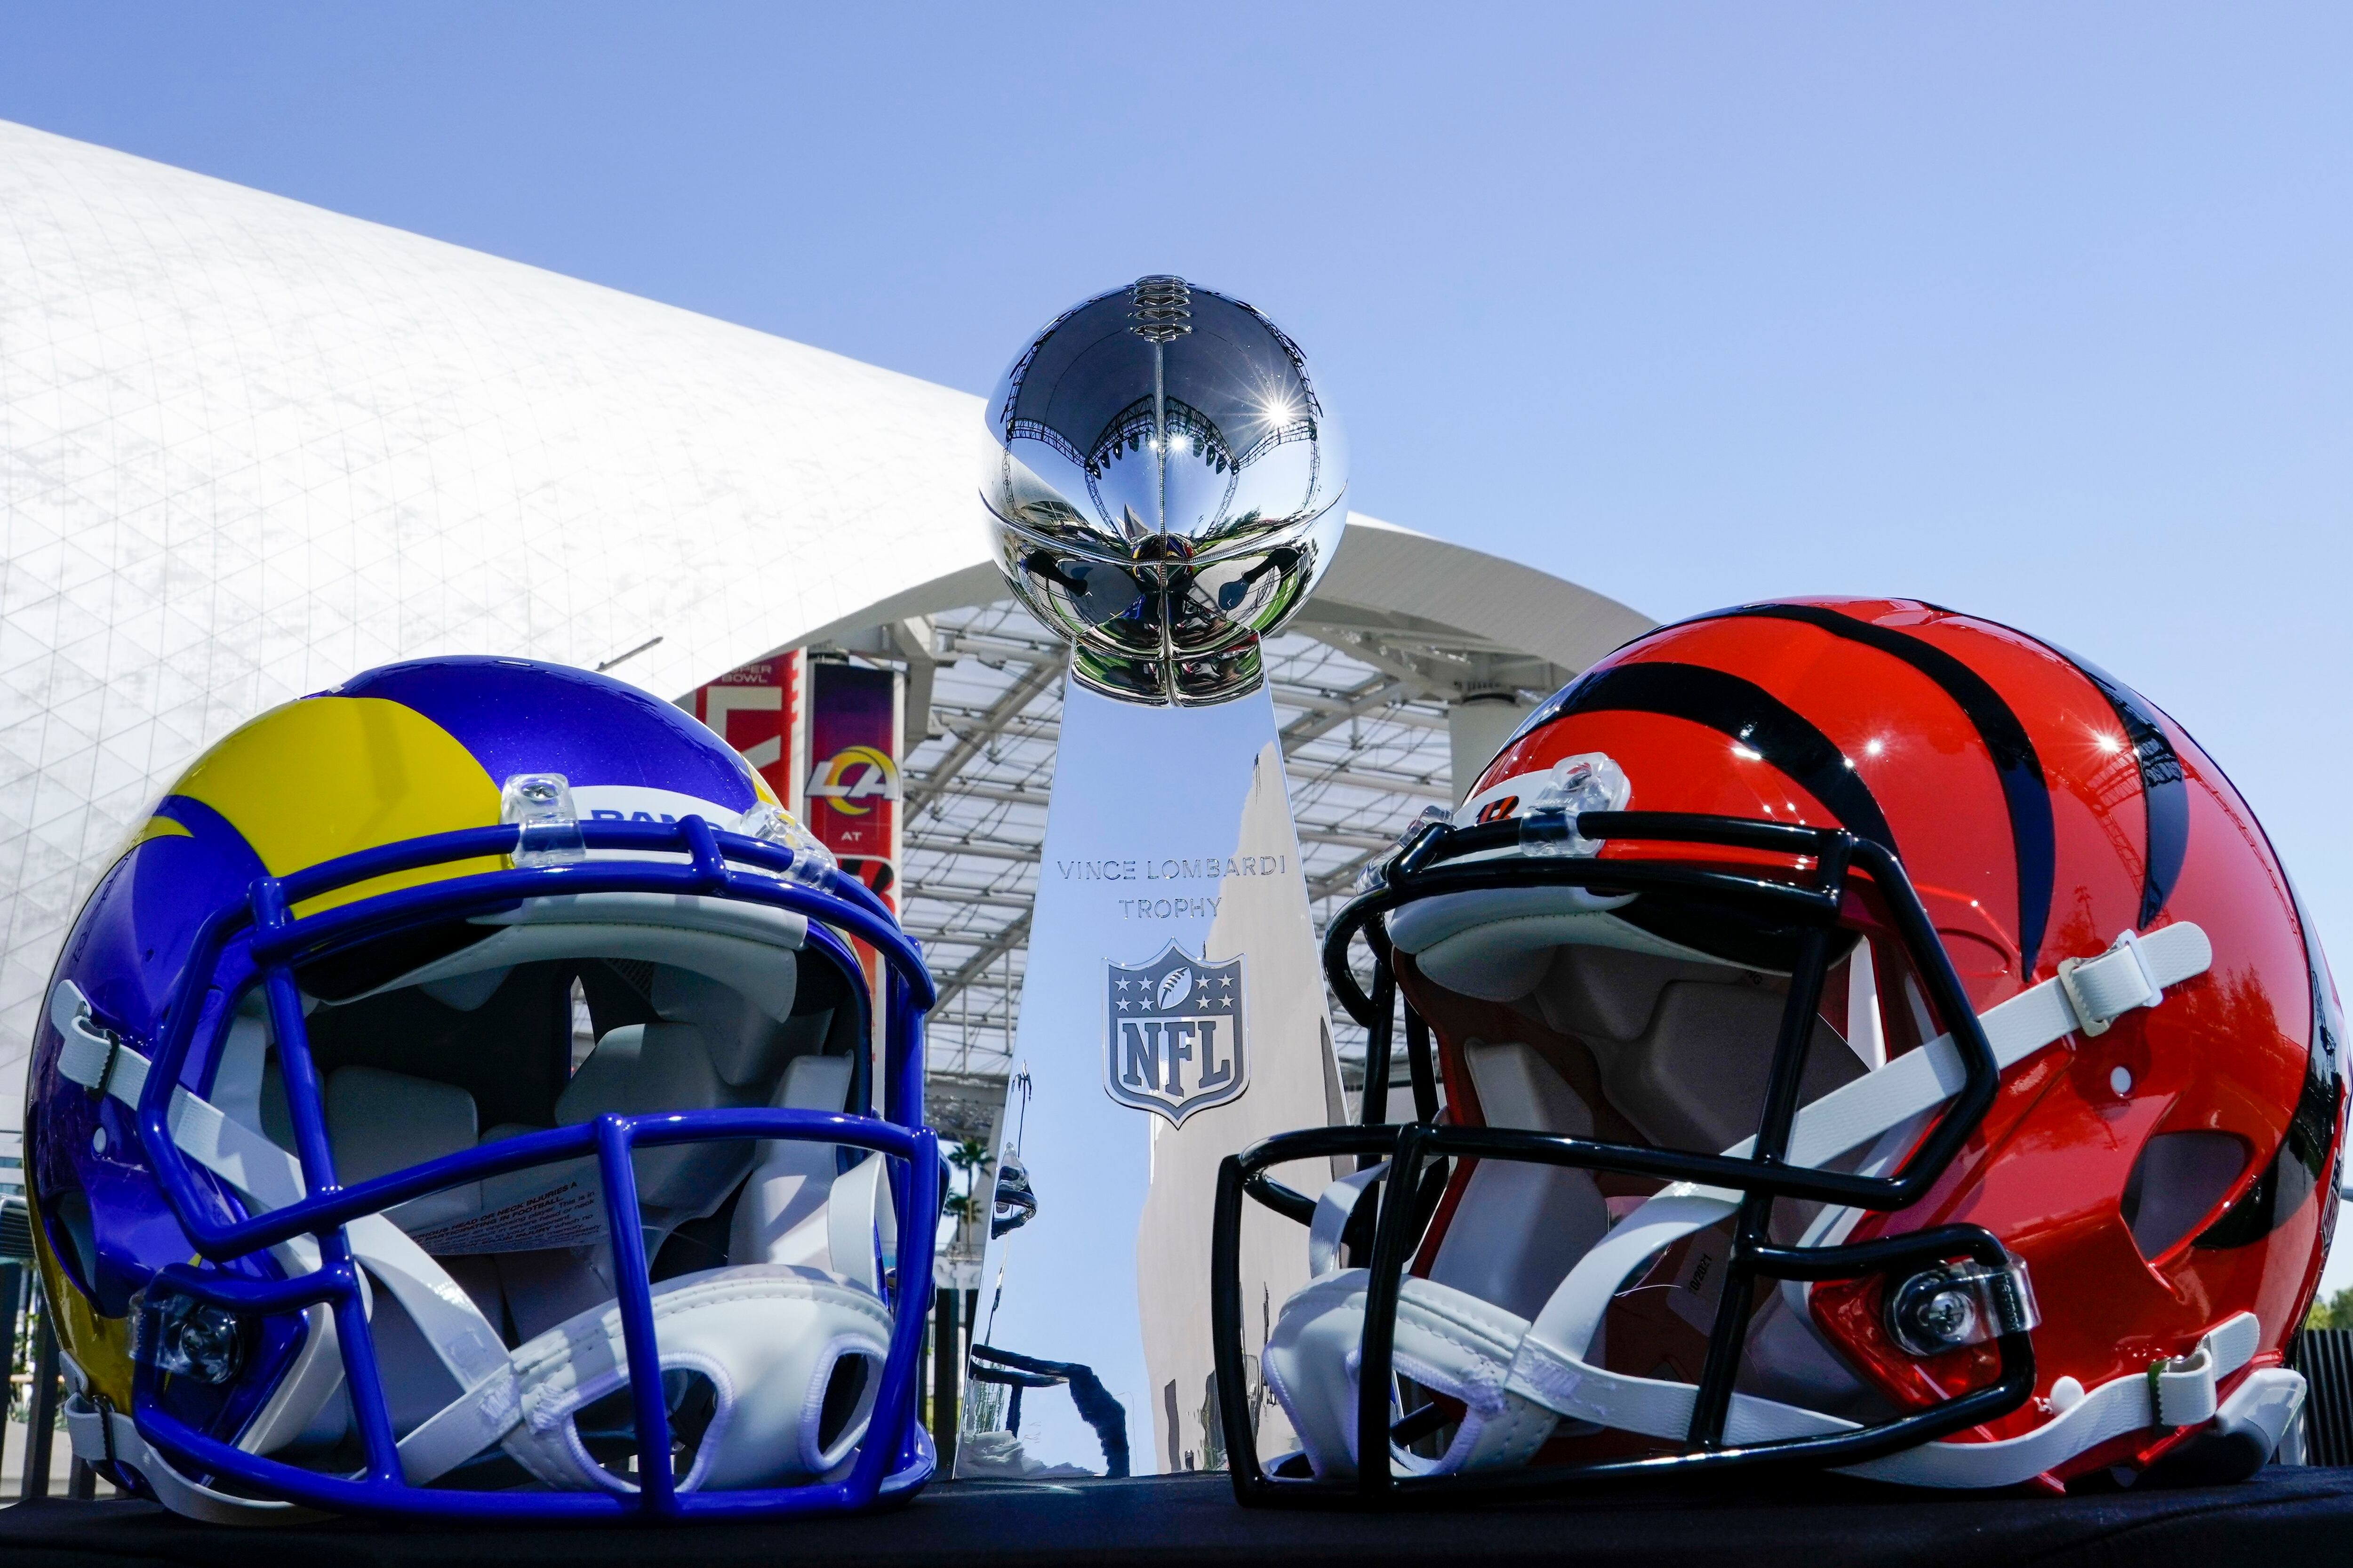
[1212,597,2341,1502]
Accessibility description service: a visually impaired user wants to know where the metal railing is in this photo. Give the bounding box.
[0,1126,73,1503]
[0,1250,72,1503]
[2292,1328,2353,1467]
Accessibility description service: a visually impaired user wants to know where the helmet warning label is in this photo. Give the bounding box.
[404,1167,609,1255]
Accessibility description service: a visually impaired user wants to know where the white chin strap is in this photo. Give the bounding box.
[1267,922,2306,1488]
[50,981,896,1521]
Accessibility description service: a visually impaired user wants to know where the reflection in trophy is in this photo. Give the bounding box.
[982,276,1348,706]
[960,279,1349,1477]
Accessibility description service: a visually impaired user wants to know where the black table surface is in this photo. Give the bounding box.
[3,1467,2348,1568]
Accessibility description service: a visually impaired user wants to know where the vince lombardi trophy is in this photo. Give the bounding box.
[959,278,1351,1477]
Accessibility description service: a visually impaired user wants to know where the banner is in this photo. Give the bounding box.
[806,662,903,1061]
[685,652,806,816]
[804,660,902,907]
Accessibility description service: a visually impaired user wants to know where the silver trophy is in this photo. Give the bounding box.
[962,280,1349,1479]
[983,276,1348,705]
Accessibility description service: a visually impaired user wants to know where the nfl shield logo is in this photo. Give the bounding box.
[1103,941,1249,1127]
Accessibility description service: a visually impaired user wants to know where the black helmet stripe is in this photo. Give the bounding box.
[1714,604,2057,976]
[2040,647,2189,931]
[2197,867,2345,1249]
[1556,661,1901,856]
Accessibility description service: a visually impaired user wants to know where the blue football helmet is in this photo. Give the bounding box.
[22,657,939,1522]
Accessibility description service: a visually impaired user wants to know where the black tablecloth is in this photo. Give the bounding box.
[3,1467,2348,1568]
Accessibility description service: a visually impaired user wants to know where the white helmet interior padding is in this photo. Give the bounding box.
[1425,1044,1609,1322]
[1388,887,1729,1004]
[362,892,810,1023]
[237,892,848,1248]
[1394,884,1878,1156]
[326,1066,481,1232]
[553,1023,759,1221]
[239,1265,350,1458]
[471,1246,618,1349]
[731,1056,859,1269]
[1588,980,1864,1154]
[647,967,803,1086]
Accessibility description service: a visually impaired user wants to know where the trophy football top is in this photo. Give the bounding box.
[982,276,1348,706]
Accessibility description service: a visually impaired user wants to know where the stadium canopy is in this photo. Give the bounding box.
[0,119,1652,1119]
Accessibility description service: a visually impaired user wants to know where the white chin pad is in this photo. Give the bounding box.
[1262,1270,1556,1479]
[1388,888,1721,1004]
[502,1264,891,1492]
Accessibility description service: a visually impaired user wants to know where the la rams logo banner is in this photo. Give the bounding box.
[1104,941,1249,1126]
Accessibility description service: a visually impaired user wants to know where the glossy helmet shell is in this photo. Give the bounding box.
[1439,597,2341,1481]
[22,656,922,1516]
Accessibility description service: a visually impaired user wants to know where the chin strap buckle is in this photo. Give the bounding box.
[52,980,124,1101]
[92,1392,120,1472]
[2146,1338,2221,1432]
[91,1032,124,1102]
[2057,929,2167,1039]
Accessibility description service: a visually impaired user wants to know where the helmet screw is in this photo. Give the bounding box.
[150,1294,248,1384]
[1887,1268,1981,1357]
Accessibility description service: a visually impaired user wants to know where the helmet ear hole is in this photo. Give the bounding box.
[815,1350,875,1456]
[40,1176,109,1309]
[571,1368,722,1487]
[2121,1130,2249,1261]
[666,1368,720,1480]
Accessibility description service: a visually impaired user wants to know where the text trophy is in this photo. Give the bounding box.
[960,278,1349,1476]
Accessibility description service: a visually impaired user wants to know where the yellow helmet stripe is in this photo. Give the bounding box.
[171,696,505,914]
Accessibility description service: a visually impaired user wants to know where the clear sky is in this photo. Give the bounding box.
[5,4,2351,1290]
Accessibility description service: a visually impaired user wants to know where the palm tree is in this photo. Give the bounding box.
[940,1138,992,1235]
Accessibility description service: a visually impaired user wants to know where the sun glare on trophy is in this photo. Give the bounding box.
[980,275,1349,706]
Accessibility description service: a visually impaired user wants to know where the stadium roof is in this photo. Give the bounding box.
[0,119,1651,1111]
